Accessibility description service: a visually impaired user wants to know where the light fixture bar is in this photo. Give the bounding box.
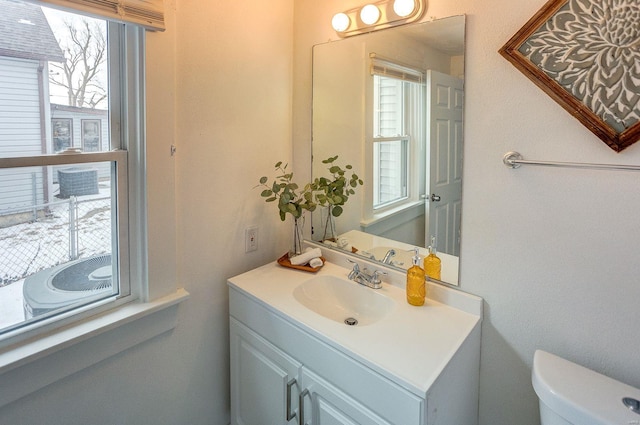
[331,0,426,37]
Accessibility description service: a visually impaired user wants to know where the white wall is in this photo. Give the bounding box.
[173,0,294,422]
[293,1,640,425]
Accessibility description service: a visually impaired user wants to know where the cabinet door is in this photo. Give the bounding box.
[230,318,301,425]
[300,368,393,425]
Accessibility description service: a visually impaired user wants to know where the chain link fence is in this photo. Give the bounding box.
[0,196,111,286]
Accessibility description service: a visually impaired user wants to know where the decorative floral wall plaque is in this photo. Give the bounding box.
[499,0,640,152]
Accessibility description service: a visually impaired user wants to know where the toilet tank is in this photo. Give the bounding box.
[532,350,640,425]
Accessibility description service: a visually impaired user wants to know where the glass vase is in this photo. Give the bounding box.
[289,216,303,257]
[321,205,338,242]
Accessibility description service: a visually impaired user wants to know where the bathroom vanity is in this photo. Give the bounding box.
[228,254,482,425]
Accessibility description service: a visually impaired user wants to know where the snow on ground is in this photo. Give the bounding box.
[0,188,112,330]
[0,280,24,329]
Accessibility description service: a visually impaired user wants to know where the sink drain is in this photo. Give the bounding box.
[344,317,358,326]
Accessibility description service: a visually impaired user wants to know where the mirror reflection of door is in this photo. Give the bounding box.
[426,70,463,256]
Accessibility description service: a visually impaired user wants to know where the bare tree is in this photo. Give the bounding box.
[49,18,107,108]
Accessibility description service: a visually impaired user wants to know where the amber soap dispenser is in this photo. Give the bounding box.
[406,248,425,306]
[424,235,441,280]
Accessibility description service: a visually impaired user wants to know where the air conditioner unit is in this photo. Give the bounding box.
[58,168,99,198]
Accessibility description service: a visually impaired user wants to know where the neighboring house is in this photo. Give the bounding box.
[0,0,109,225]
[50,104,110,183]
[0,0,64,223]
[50,104,109,154]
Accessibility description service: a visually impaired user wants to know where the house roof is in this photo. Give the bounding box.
[0,0,65,62]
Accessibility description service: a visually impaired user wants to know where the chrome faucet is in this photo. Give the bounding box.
[381,249,396,264]
[346,259,386,289]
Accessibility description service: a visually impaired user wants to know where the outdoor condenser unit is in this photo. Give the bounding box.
[58,168,99,198]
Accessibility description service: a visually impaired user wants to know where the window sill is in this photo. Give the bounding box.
[0,288,189,408]
[360,200,424,235]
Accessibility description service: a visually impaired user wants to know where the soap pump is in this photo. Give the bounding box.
[406,247,425,306]
[424,235,441,280]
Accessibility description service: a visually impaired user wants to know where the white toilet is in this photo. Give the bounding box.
[532,350,640,424]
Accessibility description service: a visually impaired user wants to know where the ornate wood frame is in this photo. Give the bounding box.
[499,0,640,152]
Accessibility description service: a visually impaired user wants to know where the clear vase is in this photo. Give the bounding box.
[322,206,338,242]
[289,217,303,257]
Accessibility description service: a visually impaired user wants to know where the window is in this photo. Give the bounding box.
[372,72,424,210]
[52,118,73,152]
[81,119,102,152]
[0,2,145,338]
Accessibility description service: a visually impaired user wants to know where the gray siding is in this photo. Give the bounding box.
[0,56,46,213]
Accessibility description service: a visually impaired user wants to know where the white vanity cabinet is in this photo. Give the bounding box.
[228,259,482,425]
[230,318,401,425]
[230,318,300,425]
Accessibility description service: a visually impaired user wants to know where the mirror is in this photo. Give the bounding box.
[310,15,465,285]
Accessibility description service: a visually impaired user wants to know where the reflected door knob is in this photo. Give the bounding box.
[430,194,441,202]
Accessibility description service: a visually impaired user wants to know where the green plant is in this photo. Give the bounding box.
[312,155,364,217]
[257,161,317,221]
[312,156,364,241]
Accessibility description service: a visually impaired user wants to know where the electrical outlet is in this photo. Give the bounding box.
[245,226,258,252]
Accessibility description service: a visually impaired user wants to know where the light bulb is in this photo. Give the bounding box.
[393,0,416,17]
[360,4,380,25]
[331,12,350,32]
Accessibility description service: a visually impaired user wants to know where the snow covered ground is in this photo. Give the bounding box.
[0,190,111,331]
[0,279,24,329]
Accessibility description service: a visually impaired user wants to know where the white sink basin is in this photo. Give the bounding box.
[292,275,394,326]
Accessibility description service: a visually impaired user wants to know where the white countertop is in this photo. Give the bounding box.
[228,256,482,395]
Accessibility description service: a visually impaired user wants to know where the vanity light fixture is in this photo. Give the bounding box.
[331,0,426,37]
[331,12,351,32]
[393,0,416,17]
[360,4,381,25]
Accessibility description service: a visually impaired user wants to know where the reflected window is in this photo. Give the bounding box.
[372,74,423,209]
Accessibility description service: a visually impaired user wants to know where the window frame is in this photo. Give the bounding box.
[364,71,425,224]
[0,17,146,345]
[0,5,188,409]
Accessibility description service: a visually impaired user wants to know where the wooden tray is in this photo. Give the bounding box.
[277,252,325,273]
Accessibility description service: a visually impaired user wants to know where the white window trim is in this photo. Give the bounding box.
[0,288,188,408]
[0,16,188,406]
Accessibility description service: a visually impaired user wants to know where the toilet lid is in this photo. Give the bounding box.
[532,350,640,425]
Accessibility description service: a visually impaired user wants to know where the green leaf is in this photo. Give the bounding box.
[275,161,282,168]
[332,205,343,217]
[266,197,277,202]
[329,166,340,174]
[261,189,273,197]
[259,176,268,184]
